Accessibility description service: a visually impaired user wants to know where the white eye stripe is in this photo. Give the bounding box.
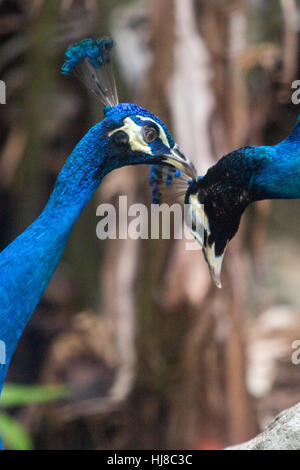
[108,116,171,154]
[136,115,170,148]
[108,117,151,154]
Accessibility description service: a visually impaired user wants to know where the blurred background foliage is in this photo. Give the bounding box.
[0,0,300,450]
[0,383,69,449]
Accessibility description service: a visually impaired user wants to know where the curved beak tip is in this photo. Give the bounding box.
[210,269,222,289]
[162,144,197,180]
[206,249,225,289]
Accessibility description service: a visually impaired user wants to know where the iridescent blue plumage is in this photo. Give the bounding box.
[0,101,183,405]
[0,37,190,448]
[61,37,114,74]
[61,37,118,108]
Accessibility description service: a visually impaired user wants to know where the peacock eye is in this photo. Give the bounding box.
[112,130,129,146]
[142,125,159,144]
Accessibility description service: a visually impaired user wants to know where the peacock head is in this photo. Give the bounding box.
[61,37,195,176]
[98,103,198,175]
[184,148,256,288]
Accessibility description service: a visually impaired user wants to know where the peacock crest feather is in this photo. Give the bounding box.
[61,37,118,108]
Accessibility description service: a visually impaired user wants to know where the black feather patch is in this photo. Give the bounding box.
[185,146,263,257]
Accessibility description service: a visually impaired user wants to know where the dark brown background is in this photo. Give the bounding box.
[1,0,300,450]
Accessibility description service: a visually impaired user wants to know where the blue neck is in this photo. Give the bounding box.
[225,117,300,201]
[251,124,300,200]
[0,121,107,395]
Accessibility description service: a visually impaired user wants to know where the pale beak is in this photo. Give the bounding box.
[203,244,226,289]
[162,144,197,180]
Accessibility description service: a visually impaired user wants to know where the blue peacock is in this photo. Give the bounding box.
[150,116,300,287]
[0,37,192,435]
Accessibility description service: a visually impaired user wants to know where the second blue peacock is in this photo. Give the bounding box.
[150,117,300,287]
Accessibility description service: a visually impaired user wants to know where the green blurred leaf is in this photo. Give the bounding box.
[0,412,33,450]
[0,383,69,408]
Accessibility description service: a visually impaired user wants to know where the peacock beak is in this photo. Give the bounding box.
[161,144,197,180]
[203,244,226,289]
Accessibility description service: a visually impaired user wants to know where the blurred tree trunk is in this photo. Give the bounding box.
[123,0,178,449]
[122,0,258,449]
[15,0,59,233]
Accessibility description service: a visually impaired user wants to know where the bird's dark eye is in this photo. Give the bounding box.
[142,125,159,143]
[112,130,129,146]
